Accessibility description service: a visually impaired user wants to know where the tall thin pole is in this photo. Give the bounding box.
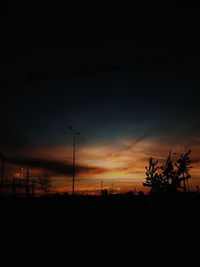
[69,126,80,196]
[72,133,76,196]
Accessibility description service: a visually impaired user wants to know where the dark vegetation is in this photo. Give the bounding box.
[1,150,200,210]
[144,151,192,194]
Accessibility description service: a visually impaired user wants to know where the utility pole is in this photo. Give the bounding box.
[69,126,80,196]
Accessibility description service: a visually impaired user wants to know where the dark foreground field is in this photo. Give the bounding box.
[1,192,200,243]
[1,192,200,211]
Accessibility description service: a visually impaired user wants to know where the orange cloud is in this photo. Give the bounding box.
[5,136,200,193]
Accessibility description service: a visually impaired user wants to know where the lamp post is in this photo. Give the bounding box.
[69,126,80,196]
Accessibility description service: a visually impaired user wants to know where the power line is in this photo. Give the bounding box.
[0,55,197,86]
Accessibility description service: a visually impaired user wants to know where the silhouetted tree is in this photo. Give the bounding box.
[38,175,52,196]
[143,151,192,194]
[175,150,192,192]
[160,152,180,193]
[143,157,163,193]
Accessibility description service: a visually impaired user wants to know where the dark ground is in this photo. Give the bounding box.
[1,192,200,212]
[1,192,200,255]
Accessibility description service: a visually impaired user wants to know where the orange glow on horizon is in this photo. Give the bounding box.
[5,136,200,193]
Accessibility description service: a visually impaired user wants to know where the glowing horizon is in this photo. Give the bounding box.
[3,135,200,194]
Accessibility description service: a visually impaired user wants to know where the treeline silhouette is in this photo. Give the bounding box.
[0,174,52,197]
[1,150,200,208]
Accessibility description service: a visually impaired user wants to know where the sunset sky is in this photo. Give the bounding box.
[1,4,200,194]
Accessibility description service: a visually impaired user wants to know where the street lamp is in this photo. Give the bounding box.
[69,126,80,196]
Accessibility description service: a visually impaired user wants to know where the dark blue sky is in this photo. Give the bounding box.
[1,3,200,165]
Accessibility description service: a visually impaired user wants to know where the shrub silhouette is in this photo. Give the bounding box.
[143,151,192,194]
[176,150,192,192]
[143,157,163,193]
[38,175,52,196]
